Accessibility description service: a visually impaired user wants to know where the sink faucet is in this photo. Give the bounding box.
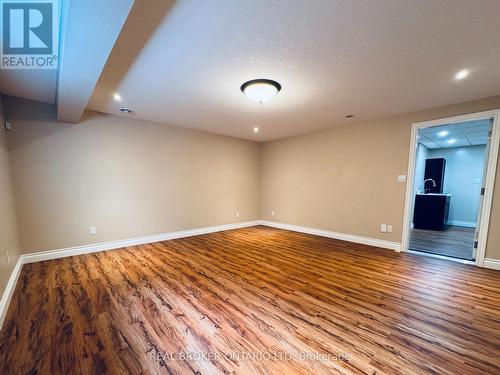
[424,178,437,193]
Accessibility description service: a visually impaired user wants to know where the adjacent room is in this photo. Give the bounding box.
[409,119,491,260]
[1,1,500,374]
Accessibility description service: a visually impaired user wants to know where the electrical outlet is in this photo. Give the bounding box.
[380,224,387,233]
[89,227,97,235]
[387,225,393,233]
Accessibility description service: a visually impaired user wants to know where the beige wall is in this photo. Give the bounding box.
[260,95,500,260]
[0,96,21,298]
[3,94,500,262]
[4,97,260,253]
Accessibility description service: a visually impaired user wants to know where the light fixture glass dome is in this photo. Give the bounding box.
[241,79,281,103]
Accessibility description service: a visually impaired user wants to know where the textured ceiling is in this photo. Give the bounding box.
[9,0,500,142]
[87,0,500,142]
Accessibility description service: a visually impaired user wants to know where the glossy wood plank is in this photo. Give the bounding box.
[1,226,499,374]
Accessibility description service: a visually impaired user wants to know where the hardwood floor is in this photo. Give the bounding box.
[409,225,475,260]
[1,226,499,374]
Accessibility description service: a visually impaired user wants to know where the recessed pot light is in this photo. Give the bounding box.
[253,127,259,133]
[120,107,133,114]
[454,69,469,80]
[345,114,354,118]
[447,138,457,144]
[241,79,281,103]
[113,93,122,101]
[438,130,449,137]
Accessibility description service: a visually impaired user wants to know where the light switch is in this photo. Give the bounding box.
[380,224,387,233]
[397,175,407,183]
[89,227,97,235]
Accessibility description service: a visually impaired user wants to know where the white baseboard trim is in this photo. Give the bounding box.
[446,220,477,228]
[22,221,260,264]
[0,257,23,330]
[0,220,260,330]
[2,219,497,330]
[258,220,401,251]
[484,258,500,271]
[0,219,397,331]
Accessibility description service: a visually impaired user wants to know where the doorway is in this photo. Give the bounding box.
[402,110,500,266]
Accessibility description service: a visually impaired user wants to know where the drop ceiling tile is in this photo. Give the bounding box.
[436,124,459,130]
[419,126,453,137]
[435,138,470,148]
[418,134,439,149]
[458,119,491,130]
[468,137,488,146]
[432,134,467,144]
[418,119,492,149]
[419,139,440,149]
[461,124,491,134]
[421,128,463,143]
[465,129,490,138]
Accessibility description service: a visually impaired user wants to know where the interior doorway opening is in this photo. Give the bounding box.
[402,110,500,266]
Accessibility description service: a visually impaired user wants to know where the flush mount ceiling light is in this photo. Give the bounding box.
[241,79,281,103]
[438,130,449,137]
[447,138,457,144]
[454,69,469,80]
[253,127,259,133]
[120,107,133,114]
[113,93,122,101]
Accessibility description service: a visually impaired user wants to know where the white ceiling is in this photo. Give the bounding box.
[56,0,134,122]
[0,0,134,121]
[418,119,491,149]
[0,61,57,104]
[3,1,500,142]
[86,0,500,141]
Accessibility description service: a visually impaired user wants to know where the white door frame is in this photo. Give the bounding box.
[401,109,500,267]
